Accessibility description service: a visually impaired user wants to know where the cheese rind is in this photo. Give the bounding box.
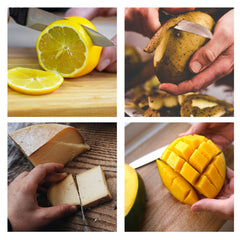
[9,124,90,166]
[76,166,112,208]
[48,174,81,206]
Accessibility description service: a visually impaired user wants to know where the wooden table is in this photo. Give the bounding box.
[8,123,117,232]
[125,123,234,231]
[8,48,117,117]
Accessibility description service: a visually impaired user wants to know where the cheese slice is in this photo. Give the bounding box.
[76,166,112,208]
[9,124,90,166]
[48,174,81,206]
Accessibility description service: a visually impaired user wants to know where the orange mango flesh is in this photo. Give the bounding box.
[157,135,226,205]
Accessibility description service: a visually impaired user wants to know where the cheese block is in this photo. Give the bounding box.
[48,174,81,206]
[9,124,90,166]
[76,166,112,208]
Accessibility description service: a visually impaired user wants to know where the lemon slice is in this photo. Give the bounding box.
[8,67,64,95]
[36,16,102,78]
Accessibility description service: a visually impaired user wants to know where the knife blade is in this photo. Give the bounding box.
[129,145,168,169]
[9,8,115,46]
[74,175,88,231]
[79,200,88,232]
[173,20,213,39]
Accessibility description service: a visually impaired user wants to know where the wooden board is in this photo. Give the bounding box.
[8,123,117,232]
[125,123,234,231]
[8,48,117,117]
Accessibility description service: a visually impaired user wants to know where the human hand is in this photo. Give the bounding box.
[191,167,234,220]
[125,8,161,38]
[65,8,117,20]
[65,8,117,73]
[96,35,117,72]
[159,9,234,95]
[8,163,77,231]
[161,8,196,15]
[179,122,233,150]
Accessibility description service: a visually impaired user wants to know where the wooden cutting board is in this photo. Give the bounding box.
[8,48,117,117]
[125,123,234,231]
[8,123,117,232]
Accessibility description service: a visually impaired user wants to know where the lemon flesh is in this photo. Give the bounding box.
[8,67,64,95]
[36,17,102,78]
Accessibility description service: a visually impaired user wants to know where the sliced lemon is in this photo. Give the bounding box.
[8,67,64,95]
[36,16,102,78]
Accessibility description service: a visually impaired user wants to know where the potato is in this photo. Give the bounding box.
[145,11,215,84]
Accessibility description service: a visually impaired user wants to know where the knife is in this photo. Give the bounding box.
[129,145,168,169]
[173,20,213,39]
[9,8,115,47]
[79,200,88,232]
[74,175,88,231]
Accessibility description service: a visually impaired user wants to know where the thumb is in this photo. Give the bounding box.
[37,204,78,225]
[191,197,234,220]
[189,31,231,74]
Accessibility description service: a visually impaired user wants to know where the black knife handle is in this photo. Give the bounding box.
[9,8,29,25]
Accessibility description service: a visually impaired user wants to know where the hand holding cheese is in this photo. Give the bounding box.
[8,163,77,231]
[48,166,112,208]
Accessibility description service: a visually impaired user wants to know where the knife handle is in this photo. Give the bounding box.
[9,8,29,25]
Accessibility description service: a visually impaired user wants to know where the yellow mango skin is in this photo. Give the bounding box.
[157,135,226,205]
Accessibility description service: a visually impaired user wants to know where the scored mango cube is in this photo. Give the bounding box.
[195,175,217,198]
[203,164,224,189]
[180,162,200,185]
[189,149,210,173]
[166,151,185,172]
[182,135,208,149]
[161,148,172,162]
[198,140,221,161]
[212,153,226,179]
[174,141,193,161]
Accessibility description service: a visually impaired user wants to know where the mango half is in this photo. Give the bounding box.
[145,11,215,84]
[156,135,226,205]
[125,163,146,231]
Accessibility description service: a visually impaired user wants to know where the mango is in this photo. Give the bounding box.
[125,164,146,231]
[156,135,226,205]
[144,11,215,84]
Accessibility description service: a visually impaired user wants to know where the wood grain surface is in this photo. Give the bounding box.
[8,122,117,232]
[8,48,117,117]
[125,123,234,232]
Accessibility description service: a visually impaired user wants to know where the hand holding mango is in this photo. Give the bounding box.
[180,123,234,220]
[179,122,234,150]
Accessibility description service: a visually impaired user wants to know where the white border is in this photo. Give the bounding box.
[1,0,239,238]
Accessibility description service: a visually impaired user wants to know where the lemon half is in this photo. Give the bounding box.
[36,16,102,78]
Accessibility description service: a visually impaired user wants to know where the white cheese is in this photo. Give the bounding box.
[9,124,90,166]
[48,174,81,206]
[76,166,112,208]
